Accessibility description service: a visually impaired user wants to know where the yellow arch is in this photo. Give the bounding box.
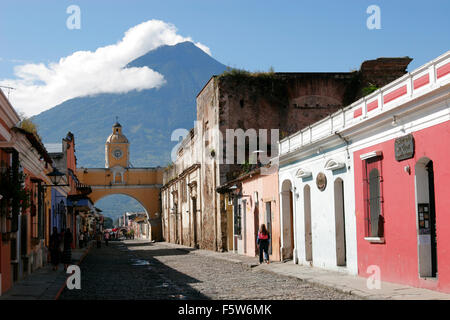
[76,167,163,240]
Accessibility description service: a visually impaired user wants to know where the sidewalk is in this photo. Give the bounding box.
[160,242,450,300]
[0,243,92,300]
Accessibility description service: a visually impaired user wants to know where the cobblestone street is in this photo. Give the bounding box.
[59,240,360,300]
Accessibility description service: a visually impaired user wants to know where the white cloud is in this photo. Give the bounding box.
[0,20,211,116]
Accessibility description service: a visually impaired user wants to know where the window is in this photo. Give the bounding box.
[363,156,384,238]
[234,203,242,236]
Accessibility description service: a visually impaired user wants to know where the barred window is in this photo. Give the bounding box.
[363,156,384,237]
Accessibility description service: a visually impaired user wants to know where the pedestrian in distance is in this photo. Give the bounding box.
[79,232,84,248]
[49,227,61,271]
[257,224,270,264]
[63,228,73,271]
[104,231,110,246]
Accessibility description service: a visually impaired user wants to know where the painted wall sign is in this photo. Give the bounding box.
[316,172,327,191]
[395,134,415,161]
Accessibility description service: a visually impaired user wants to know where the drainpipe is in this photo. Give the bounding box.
[213,160,218,251]
[335,132,351,167]
[199,166,203,248]
[292,186,298,265]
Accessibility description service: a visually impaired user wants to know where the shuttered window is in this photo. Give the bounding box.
[363,156,384,237]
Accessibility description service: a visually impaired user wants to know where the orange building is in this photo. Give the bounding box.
[0,89,53,294]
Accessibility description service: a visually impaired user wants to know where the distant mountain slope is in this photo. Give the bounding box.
[33,41,227,168]
[32,41,227,220]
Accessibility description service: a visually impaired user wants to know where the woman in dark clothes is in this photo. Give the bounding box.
[63,228,73,271]
[257,224,271,264]
[49,227,61,271]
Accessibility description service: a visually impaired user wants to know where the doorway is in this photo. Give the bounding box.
[334,178,346,266]
[281,180,294,260]
[192,197,198,247]
[243,199,247,254]
[266,202,273,255]
[415,158,438,278]
[304,185,313,262]
[254,203,259,256]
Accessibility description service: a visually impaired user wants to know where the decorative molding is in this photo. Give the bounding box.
[295,168,312,178]
[324,159,346,171]
[360,150,382,160]
[364,237,385,244]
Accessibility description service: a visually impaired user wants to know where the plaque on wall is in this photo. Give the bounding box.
[395,134,415,161]
[316,172,327,191]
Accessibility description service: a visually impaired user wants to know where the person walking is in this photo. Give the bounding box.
[49,227,61,271]
[79,232,84,248]
[62,228,73,271]
[104,231,110,246]
[257,224,270,264]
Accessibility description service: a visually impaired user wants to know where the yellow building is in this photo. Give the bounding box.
[76,122,164,240]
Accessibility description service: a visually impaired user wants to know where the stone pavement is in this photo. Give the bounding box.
[60,240,359,300]
[0,242,92,300]
[162,242,450,300]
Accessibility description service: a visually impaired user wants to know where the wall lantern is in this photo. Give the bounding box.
[46,167,69,186]
[404,165,411,175]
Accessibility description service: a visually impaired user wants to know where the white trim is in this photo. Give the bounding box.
[359,150,382,160]
[324,159,346,171]
[364,237,385,244]
[0,124,11,141]
[0,89,21,126]
[279,51,450,156]
[295,168,312,178]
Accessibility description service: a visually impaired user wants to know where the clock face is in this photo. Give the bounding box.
[113,148,123,159]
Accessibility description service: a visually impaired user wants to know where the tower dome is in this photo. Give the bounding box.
[106,122,129,144]
[105,121,130,168]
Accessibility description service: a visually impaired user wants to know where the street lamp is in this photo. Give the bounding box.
[46,167,69,186]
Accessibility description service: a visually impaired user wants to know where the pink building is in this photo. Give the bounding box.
[353,52,450,292]
[218,165,281,262]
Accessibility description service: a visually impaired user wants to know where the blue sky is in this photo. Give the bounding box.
[0,0,449,115]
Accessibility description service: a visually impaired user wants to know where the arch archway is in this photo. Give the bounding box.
[93,193,148,215]
[280,179,294,260]
[76,167,163,241]
[95,193,155,241]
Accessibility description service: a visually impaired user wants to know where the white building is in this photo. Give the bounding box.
[278,51,450,277]
[278,125,357,274]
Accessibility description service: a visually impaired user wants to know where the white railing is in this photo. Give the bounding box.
[280,51,450,156]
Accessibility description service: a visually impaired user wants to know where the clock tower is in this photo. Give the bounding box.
[105,121,130,169]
